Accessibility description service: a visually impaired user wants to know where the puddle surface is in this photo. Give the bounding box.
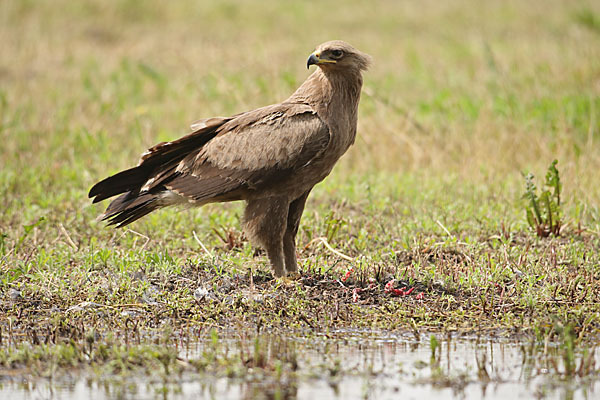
[2,331,598,400]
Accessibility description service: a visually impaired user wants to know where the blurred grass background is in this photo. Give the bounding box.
[0,0,599,254]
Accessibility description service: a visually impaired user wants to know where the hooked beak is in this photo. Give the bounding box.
[306,52,337,69]
[306,53,319,69]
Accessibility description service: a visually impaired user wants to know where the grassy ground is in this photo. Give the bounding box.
[1,0,600,389]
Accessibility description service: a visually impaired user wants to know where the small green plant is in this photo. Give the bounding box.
[15,216,46,253]
[0,232,7,256]
[323,211,347,243]
[522,160,562,237]
[429,334,439,366]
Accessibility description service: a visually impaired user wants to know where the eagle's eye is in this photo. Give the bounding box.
[331,50,343,58]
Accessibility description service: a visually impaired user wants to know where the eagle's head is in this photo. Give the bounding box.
[307,40,372,72]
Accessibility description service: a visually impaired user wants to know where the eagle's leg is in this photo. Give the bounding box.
[243,197,289,277]
[283,190,311,274]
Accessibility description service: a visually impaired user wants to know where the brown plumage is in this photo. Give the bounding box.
[89,40,371,277]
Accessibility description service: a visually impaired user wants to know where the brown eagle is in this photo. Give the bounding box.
[89,40,371,277]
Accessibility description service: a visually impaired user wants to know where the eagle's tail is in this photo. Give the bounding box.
[99,192,161,227]
[88,116,231,228]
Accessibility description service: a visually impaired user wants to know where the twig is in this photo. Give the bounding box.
[0,247,15,266]
[66,301,151,313]
[59,223,78,250]
[193,231,213,257]
[436,220,452,237]
[304,237,354,261]
[126,229,150,249]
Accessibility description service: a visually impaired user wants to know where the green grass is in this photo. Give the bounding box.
[1,0,600,387]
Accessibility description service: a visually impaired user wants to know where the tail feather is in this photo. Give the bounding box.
[101,192,160,227]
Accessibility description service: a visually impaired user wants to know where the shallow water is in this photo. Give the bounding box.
[2,331,598,399]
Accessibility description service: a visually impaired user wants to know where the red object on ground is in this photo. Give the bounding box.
[385,280,419,297]
[384,279,396,292]
[415,292,424,300]
[341,268,353,282]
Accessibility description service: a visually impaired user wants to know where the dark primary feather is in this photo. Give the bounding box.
[88,167,151,204]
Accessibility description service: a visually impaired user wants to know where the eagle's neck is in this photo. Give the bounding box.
[289,68,362,113]
[288,68,363,147]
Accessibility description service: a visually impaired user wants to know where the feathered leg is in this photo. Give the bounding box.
[244,197,289,277]
[283,190,311,274]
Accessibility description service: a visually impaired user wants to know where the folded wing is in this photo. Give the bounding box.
[89,103,330,227]
[165,104,330,201]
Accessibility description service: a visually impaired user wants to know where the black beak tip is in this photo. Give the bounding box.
[307,54,318,69]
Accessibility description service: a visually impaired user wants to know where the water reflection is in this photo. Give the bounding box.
[2,331,598,400]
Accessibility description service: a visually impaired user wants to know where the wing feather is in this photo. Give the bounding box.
[161,104,330,202]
